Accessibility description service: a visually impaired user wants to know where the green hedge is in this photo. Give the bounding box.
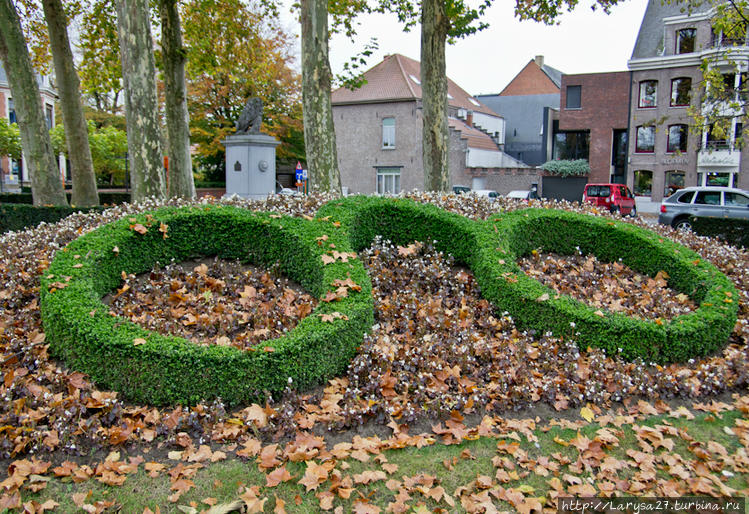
[321,198,737,362]
[0,203,105,233]
[0,191,131,206]
[482,209,738,362]
[690,216,749,248]
[40,205,374,406]
[40,198,740,407]
[195,181,226,189]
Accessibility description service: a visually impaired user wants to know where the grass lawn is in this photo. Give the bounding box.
[15,398,749,513]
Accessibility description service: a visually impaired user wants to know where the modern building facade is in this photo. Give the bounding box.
[0,63,60,189]
[331,54,529,195]
[627,0,749,201]
[477,56,562,166]
[557,71,631,184]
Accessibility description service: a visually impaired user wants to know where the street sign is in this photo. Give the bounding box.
[295,161,303,182]
[302,169,308,180]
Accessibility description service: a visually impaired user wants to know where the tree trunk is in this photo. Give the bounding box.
[116,0,166,201]
[420,0,450,192]
[159,0,195,199]
[0,0,68,206]
[42,0,99,207]
[301,0,341,194]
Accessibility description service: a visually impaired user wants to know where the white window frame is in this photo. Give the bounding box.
[382,117,395,149]
[376,167,401,195]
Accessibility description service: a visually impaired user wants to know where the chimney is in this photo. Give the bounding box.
[534,55,544,67]
[466,112,473,127]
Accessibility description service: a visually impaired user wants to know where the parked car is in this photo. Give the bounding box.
[506,190,532,201]
[582,183,637,216]
[658,186,749,230]
[452,185,471,194]
[473,189,499,200]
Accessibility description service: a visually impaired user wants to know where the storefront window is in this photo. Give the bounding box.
[633,170,653,196]
[664,170,685,196]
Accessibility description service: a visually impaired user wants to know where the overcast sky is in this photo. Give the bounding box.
[282,0,650,96]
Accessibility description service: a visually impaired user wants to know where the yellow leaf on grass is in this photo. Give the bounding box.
[580,406,595,423]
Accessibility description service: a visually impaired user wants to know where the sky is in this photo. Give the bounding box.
[281,0,651,96]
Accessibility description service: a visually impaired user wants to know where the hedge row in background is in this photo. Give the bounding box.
[40,205,374,406]
[0,204,105,233]
[41,197,740,406]
[0,191,131,205]
[482,209,738,362]
[691,216,749,249]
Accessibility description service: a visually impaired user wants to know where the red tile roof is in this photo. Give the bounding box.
[448,117,499,151]
[331,54,500,117]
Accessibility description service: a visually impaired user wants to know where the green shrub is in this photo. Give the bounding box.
[540,159,590,177]
[194,181,226,189]
[40,198,739,407]
[0,203,104,233]
[0,193,33,204]
[40,206,374,406]
[0,191,131,206]
[97,192,131,205]
[482,209,738,362]
[690,216,749,248]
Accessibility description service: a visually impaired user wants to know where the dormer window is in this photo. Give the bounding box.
[676,28,696,54]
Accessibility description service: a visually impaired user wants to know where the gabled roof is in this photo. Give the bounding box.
[448,117,498,151]
[540,64,563,88]
[331,53,500,117]
[631,0,711,59]
[498,58,562,96]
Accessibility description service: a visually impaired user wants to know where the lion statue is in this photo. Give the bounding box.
[235,97,263,134]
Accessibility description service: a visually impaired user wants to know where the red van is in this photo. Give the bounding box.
[582,183,637,217]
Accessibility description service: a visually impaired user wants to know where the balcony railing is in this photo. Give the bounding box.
[704,139,731,150]
[711,35,747,48]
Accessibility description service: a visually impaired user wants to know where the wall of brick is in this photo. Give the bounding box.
[628,65,703,201]
[333,101,424,194]
[559,71,630,184]
[500,61,559,97]
[333,101,484,194]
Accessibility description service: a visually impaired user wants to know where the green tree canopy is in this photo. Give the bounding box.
[181,0,303,180]
[0,118,22,160]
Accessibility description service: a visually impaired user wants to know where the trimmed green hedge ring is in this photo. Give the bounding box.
[480,208,739,362]
[41,198,739,406]
[40,206,374,406]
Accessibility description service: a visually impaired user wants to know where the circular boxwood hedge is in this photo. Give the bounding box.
[320,197,739,363]
[479,208,739,362]
[40,205,374,407]
[41,198,739,406]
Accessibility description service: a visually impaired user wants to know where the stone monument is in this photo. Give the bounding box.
[224,97,281,200]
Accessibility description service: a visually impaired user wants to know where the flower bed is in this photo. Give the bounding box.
[40,205,373,406]
[40,198,739,406]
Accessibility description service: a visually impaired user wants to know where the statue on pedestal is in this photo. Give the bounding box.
[235,97,263,134]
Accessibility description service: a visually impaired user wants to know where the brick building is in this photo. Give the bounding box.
[477,56,562,166]
[627,0,749,201]
[557,71,631,184]
[330,54,530,195]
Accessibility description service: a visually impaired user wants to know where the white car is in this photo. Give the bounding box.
[473,189,500,200]
[506,190,532,200]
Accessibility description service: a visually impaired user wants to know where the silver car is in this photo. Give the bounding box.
[658,186,749,230]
